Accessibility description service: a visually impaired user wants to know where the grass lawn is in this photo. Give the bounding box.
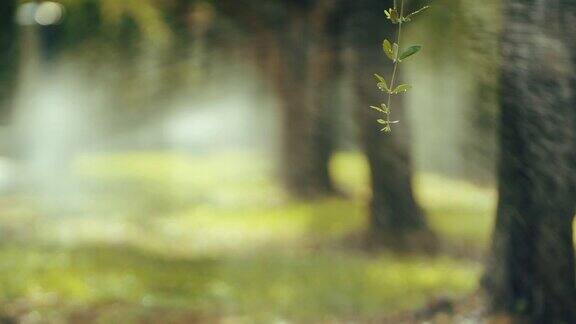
[0,151,495,323]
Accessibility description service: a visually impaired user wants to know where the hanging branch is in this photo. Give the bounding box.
[371,0,430,133]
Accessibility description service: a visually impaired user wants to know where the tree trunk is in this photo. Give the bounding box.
[350,51,433,249]
[0,0,18,120]
[345,0,435,248]
[267,4,339,198]
[484,0,576,322]
[216,0,339,199]
[307,1,341,197]
[275,26,326,197]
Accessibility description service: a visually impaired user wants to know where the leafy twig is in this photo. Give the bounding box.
[372,1,429,133]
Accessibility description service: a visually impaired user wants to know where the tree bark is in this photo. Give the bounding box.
[484,0,576,322]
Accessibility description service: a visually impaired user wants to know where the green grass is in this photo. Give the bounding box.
[0,151,495,322]
[0,244,479,323]
[332,153,496,248]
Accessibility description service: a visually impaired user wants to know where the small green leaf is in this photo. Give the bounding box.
[377,119,387,124]
[377,83,391,93]
[371,103,390,113]
[383,39,395,61]
[374,74,390,92]
[399,45,422,61]
[393,84,411,94]
[370,105,384,113]
[404,6,430,21]
[393,43,399,61]
[384,8,400,24]
[389,8,399,23]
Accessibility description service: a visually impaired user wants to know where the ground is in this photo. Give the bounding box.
[0,152,497,323]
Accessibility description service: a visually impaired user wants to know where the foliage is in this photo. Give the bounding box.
[98,0,171,45]
[372,0,429,132]
[29,0,173,50]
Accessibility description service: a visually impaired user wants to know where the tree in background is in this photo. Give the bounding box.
[342,0,435,248]
[216,0,340,199]
[218,0,436,247]
[0,0,19,121]
[9,0,435,249]
[266,0,340,198]
[484,0,576,322]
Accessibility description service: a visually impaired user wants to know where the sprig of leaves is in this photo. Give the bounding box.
[372,1,429,133]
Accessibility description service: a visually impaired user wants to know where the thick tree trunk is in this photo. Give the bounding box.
[484,0,576,322]
[217,0,339,199]
[275,29,326,197]
[350,52,433,248]
[307,1,341,196]
[345,0,434,248]
[268,5,339,198]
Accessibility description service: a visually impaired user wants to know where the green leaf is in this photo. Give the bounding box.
[370,105,384,113]
[377,83,391,93]
[399,45,422,61]
[404,6,430,21]
[382,39,395,61]
[393,84,411,94]
[384,8,400,24]
[380,119,399,131]
[374,74,390,92]
[384,9,391,19]
[370,104,389,113]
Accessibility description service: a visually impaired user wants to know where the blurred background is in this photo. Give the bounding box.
[0,0,501,323]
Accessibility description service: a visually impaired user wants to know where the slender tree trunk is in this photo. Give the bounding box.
[484,1,576,322]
